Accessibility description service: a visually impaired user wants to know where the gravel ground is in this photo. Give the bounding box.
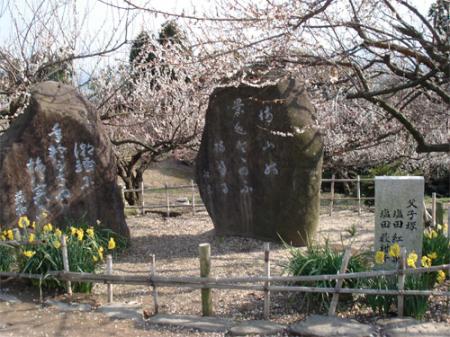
[1,208,448,337]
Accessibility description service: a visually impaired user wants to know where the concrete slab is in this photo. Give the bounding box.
[147,314,234,332]
[289,315,377,337]
[97,303,142,321]
[377,318,450,337]
[228,320,286,336]
[0,293,21,304]
[45,300,92,312]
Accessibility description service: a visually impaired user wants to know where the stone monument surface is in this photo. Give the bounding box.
[374,176,424,268]
[196,76,323,245]
[0,81,129,238]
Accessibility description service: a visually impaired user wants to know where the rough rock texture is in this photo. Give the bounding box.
[0,81,129,238]
[196,77,323,245]
[289,315,377,337]
[377,318,450,337]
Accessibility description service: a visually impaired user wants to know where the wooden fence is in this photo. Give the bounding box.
[121,176,375,216]
[1,237,449,319]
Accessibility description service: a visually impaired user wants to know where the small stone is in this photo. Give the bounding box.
[228,320,286,336]
[289,315,377,337]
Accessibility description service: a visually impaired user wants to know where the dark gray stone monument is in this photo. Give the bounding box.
[0,81,129,238]
[196,76,323,245]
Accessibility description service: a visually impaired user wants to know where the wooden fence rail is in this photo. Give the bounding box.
[1,239,449,318]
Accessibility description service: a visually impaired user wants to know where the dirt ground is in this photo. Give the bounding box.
[0,209,448,337]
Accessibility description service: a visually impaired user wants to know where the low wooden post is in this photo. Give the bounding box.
[165,183,170,218]
[357,175,361,216]
[199,243,212,316]
[397,248,407,317]
[106,254,113,303]
[150,254,159,314]
[191,180,196,215]
[61,235,72,296]
[432,192,436,226]
[140,182,145,215]
[12,229,21,241]
[436,202,444,226]
[263,243,271,319]
[329,247,352,316]
[329,174,335,216]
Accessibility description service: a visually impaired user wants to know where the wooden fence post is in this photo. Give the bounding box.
[106,254,113,303]
[140,182,145,215]
[61,235,72,296]
[329,174,335,216]
[199,243,212,316]
[263,243,271,319]
[165,183,170,218]
[447,206,450,238]
[432,192,436,226]
[397,248,407,317]
[329,247,352,315]
[151,254,159,314]
[357,175,361,216]
[191,180,196,215]
[12,229,21,241]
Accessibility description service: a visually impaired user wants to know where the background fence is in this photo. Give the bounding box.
[121,175,376,216]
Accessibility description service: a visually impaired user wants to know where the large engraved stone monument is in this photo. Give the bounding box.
[374,176,424,268]
[196,76,323,245]
[0,81,129,238]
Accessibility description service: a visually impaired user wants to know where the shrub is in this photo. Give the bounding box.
[285,240,369,312]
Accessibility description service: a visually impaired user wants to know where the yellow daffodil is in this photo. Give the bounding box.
[53,240,61,249]
[427,252,438,260]
[23,250,35,258]
[76,228,84,241]
[18,216,30,229]
[31,221,36,229]
[92,255,98,262]
[424,229,438,239]
[86,227,94,238]
[70,227,77,236]
[0,234,5,241]
[108,237,116,250]
[6,229,14,241]
[388,243,400,258]
[98,247,104,260]
[443,223,448,233]
[28,233,36,243]
[375,251,385,265]
[437,270,446,284]
[55,229,62,238]
[421,256,432,268]
[43,223,53,232]
[407,252,418,268]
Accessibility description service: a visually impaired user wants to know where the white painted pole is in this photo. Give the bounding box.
[61,235,72,296]
[106,254,113,303]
